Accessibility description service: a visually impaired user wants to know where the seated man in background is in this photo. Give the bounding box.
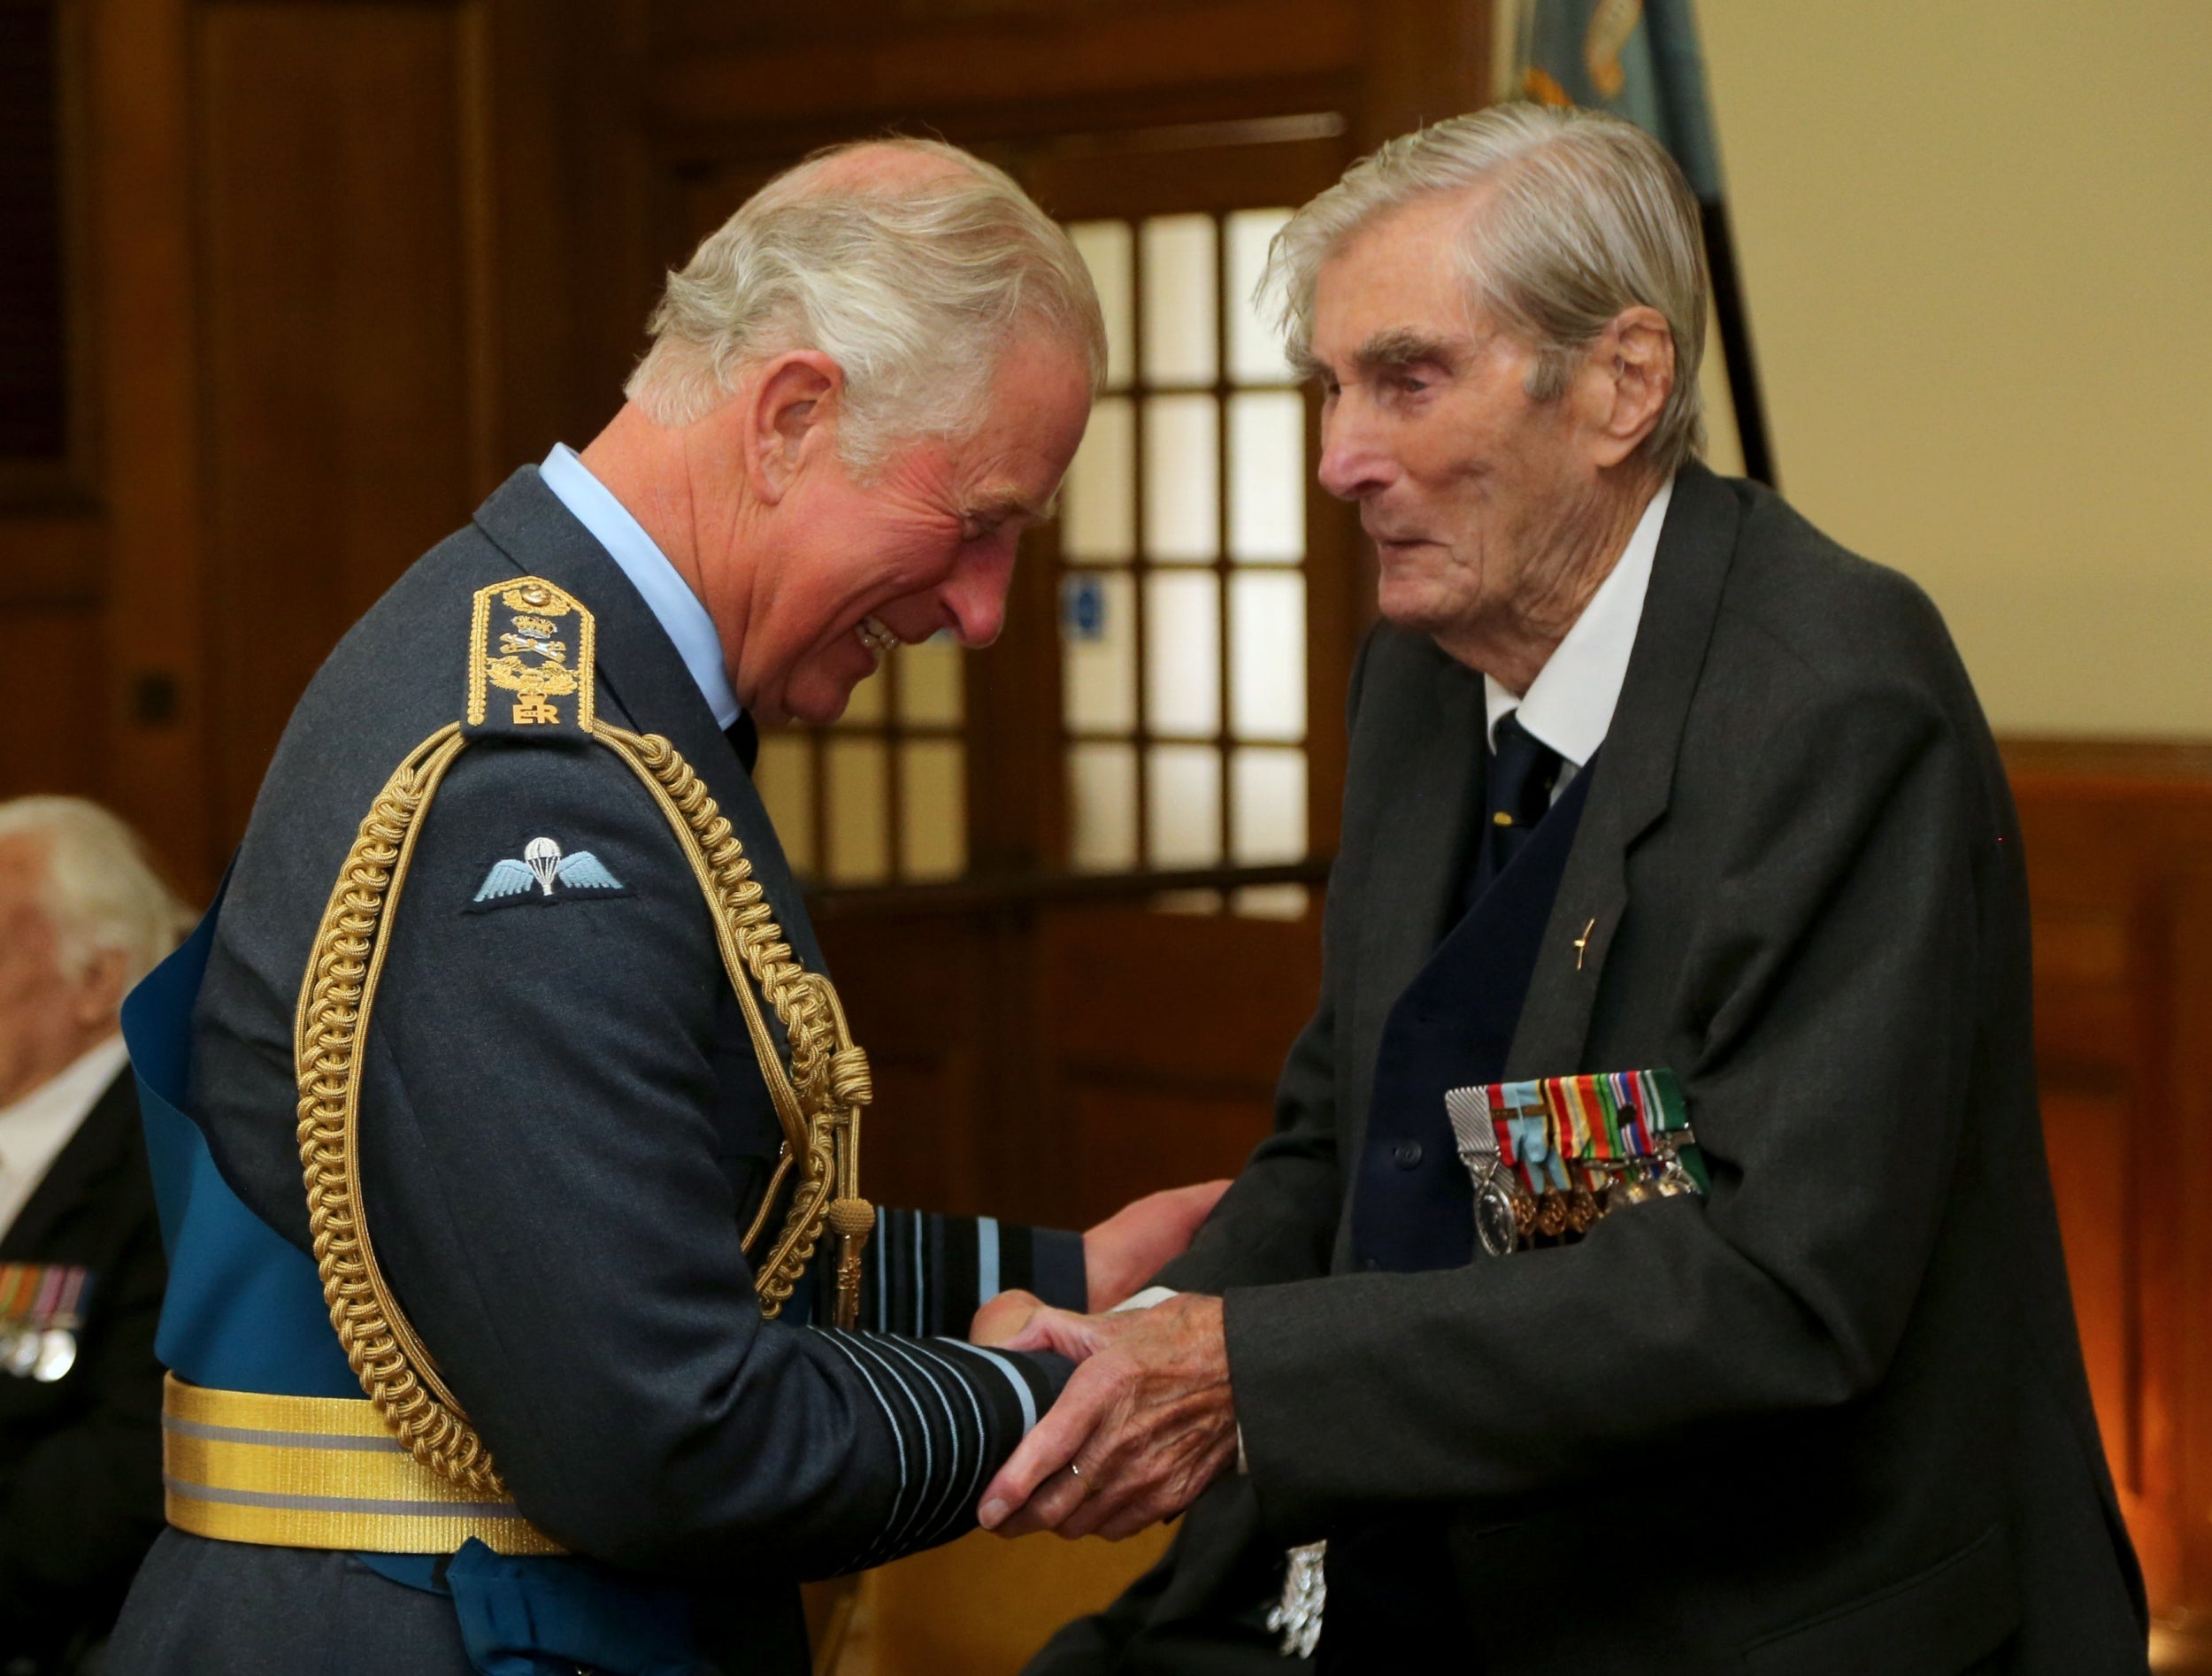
[0,797,188,1674]
[983,104,2146,1675]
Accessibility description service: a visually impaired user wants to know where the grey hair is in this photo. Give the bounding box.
[0,796,193,988]
[1267,104,1709,474]
[626,137,1106,472]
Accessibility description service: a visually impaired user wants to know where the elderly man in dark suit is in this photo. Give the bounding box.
[0,798,187,1674]
[106,138,1225,1675]
[981,104,2147,1675]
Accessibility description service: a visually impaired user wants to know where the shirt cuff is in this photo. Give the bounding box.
[1110,1284,1179,1314]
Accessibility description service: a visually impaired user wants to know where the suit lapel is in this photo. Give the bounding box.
[1506,464,1741,1077]
[470,468,828,974]
[1345,642,1488,1159]
[0,1068,136,1259]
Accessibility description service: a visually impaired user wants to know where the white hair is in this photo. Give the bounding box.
[0,796,194,988]
[625,137,1106,472]
[1266,104,1709,475]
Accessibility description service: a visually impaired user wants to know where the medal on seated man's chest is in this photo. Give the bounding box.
[0,1263,92,1384]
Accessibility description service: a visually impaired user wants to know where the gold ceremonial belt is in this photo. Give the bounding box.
[161,1373,564,1556]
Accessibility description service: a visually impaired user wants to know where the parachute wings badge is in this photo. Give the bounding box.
[473,836,626,903]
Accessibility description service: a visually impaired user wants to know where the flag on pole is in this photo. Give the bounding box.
[1507,0,1775,487]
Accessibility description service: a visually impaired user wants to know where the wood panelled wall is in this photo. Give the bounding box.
[0,0,642,899]
[3,0,2211,1660]
[0,0,1492,897]
[2005,742,2212,1664]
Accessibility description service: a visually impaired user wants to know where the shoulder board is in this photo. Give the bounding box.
[465,577,597,739]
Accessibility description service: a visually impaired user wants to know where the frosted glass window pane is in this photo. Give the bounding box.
[1232,882,1310,919]
[1226,208,1294,384]
[1069,742,1138,872]
[1148,744,1222,867]
[753,733,815,877]
[1063,396,1134,562]
[836,665,887,727]
[897,633,963,727]
[1141,214,1217,387]
[899,739,965,881]
[1142,394,1217,563]
[1144,571,1220,740]
[826,736,889,884]
[1229,572,1306,742]
[1228,390,1304,563]
[1068,220,1133,390]
[1231,746,1306,865]
[1061,570,1136,734]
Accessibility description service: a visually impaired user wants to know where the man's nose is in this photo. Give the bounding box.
[1316,402,1394,503]
[941,542,1017,649]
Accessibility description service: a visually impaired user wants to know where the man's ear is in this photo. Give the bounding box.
[71,947,129,1031]
[744,350,846,504]
[1578,306,1675,470]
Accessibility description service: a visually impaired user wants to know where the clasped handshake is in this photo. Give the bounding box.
[969,1180,1240,1541]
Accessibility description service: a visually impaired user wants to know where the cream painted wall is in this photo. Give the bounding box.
[1695,1,2212,736]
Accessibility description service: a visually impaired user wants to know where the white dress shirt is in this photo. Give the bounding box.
[1483,474,1675,799]
[538,443,744,730]
[0,1034,130,1242]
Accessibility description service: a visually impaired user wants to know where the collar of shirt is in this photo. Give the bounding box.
[1483,473,1676,769]
[0,1033,129,1242]
[538,443,742,731]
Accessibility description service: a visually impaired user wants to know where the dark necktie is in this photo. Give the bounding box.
[1468,711,1564,908]
[725,712,759,775]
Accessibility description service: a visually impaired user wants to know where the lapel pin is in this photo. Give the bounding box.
[1574,918,1596,970]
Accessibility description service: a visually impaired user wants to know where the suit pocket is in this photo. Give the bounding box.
[1741,1524,2018,1676]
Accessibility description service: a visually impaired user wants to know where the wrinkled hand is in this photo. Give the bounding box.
[975,1294,1236,1541]
[1083,1180,1232,1311]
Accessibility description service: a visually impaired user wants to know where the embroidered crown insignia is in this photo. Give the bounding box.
[473,836,624,902]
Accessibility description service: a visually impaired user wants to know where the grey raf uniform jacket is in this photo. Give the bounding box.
[1045,465,2147,1676]
[111,469,1073,1675]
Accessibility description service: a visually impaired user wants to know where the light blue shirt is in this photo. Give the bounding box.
[538,443,741,730]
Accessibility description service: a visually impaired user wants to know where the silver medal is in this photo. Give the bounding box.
[1445,1086,1521,1257]
[1654,1126,1701,1195]
[1473,1171,1518,1257]
[2,1329,36,1379]
[33,1327,76,1384]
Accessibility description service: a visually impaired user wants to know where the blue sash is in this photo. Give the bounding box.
[125,884,699,1676]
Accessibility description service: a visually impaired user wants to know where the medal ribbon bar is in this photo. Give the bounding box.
[1448,1069,1710,1254]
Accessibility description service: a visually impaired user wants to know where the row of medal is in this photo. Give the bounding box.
[1264,1069,1713,1655]
[1445,1069,1709,1257]
[0,1263,91,1384]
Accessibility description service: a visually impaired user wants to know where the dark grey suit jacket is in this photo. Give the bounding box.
[1064,465,2146,1675]
[114,470,1070,1675]
[0,1070,166,1672]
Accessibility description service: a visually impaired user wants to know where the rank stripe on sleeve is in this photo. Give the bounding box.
[810,1328,1049,1573]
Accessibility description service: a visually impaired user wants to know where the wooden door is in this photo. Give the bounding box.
[627,0,1496,1233]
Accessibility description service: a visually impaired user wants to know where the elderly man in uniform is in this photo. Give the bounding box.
[108,139,1223,1674]
[981,105,2148,1676]
[0,798,185,1674]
